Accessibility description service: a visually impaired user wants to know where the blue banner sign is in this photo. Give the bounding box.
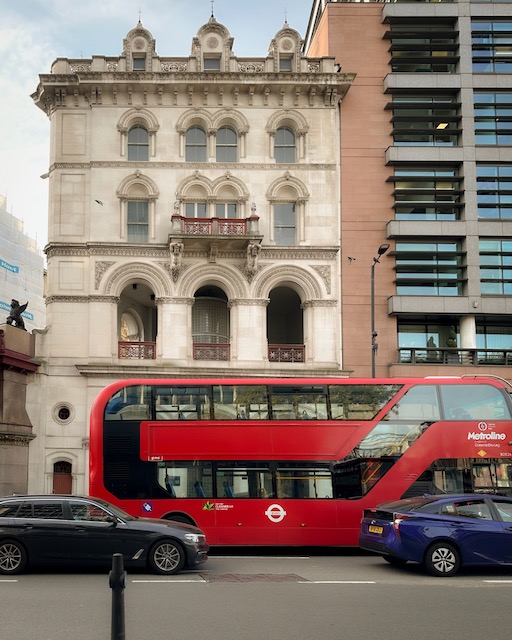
[0,259,19,274]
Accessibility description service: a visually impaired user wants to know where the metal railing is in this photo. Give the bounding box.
[193,343,231,361]
[398,347,512,366]
[118,341,156,360]
[171,214,260,237]
[268,344,305,363]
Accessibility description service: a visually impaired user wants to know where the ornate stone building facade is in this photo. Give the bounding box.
[28,16,353,493]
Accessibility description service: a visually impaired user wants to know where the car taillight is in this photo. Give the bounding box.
[393,513,411,536]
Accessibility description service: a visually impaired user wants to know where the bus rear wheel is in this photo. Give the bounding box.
[148,540,185,575]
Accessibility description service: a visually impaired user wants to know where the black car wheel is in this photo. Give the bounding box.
[424,542,460,577]
[383,555,407,567]
[148,540,185,575]
[0,540,27,575]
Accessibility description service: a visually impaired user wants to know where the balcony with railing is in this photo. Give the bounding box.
[170,213,262,251]
[116,341,307,363]
[268,344,305,363]
[398,347,512,366]
[193,343,231,361]
[118,341,156,360]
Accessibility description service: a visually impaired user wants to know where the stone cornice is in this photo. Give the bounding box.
[228,298,270,307]
[46,243,339,261]
[0,433,36,446]
[301,300,338,308]
[75,363,350,378]
[40,70,353,82]
[45,296,120,304]
[50,161,337,172]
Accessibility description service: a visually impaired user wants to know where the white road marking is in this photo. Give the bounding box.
[299,580,376,584]
[131,578,207,583]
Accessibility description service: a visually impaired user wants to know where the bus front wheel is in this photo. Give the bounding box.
[148,540,185,575]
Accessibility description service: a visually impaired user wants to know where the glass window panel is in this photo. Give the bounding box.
[217,462,273,498]
[127,125,149,161]
[154,386,211,420]
[328,384,402,420]
[185,126,207,162]
[212,385,269,420]
[157,461,213,498]
[275,126,296,163]
[127,201,148,243]
[274,203,296,246]
[276,463,332,499]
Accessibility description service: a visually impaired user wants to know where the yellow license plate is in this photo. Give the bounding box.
[369,525,383,534]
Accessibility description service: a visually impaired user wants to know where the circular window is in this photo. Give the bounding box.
[53,404,75,425]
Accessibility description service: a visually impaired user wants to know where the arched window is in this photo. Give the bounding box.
[127,125,149,161]
[185,126,207,162]
[216,125,238,162]
[275,126,296,163]
[192,289,230,345]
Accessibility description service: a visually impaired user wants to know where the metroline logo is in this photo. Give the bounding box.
[467,432,506,440]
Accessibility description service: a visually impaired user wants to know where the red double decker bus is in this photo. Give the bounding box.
[89,375,512,546]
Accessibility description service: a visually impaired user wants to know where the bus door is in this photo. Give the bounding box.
[272,462,339,546]
[213,462,277,545]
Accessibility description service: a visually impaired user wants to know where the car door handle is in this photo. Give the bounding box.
[73,526,86,532]
[21,524,33,529]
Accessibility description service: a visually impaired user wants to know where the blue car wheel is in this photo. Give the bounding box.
[424,542,460,577]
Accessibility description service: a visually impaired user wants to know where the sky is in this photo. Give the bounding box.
[0,0,314,252]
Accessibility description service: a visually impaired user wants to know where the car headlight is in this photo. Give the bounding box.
[184,533,205,544]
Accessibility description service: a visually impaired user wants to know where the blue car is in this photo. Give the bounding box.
[359,493,512,577]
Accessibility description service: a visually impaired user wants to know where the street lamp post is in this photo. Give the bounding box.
[371,243,390,378]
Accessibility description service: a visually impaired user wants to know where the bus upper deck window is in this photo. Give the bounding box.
[439,384,512,421]
[104,385,150,420]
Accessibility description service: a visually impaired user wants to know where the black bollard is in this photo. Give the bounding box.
[109,553,127,640]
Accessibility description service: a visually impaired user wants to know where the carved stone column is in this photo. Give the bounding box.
[0,325,38,495]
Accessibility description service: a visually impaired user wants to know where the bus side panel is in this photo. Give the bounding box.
[141,422,367,460]
[141,423,273,460]
[273,500,341,546]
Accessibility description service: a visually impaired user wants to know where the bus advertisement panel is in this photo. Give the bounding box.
[89,376,512,546]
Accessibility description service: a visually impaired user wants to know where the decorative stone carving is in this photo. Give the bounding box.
[169,241,184,281]
[312,265,332,294]
[95,261,115,289]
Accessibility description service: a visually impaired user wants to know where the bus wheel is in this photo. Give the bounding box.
[0,539,27,575]
[148,540,185,575]
[424,542,460,577]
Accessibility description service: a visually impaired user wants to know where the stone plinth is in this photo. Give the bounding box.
[0,325,38,495]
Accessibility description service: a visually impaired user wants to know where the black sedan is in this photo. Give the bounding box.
[0,494,208,575]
